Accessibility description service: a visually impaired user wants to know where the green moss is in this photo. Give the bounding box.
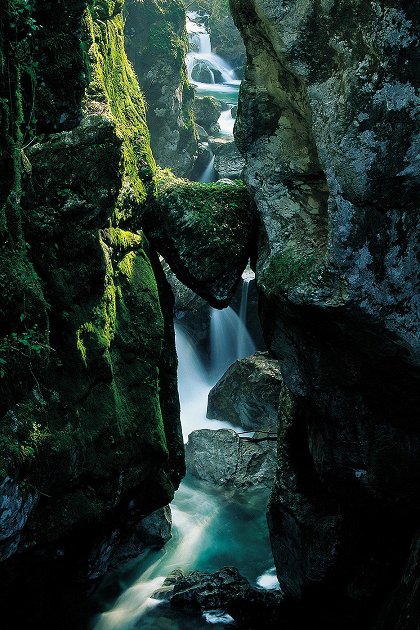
[151,171,253,275]
[85,4,156,221]
[261,249,317,295]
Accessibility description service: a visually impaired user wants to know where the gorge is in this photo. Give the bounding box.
[0,0,419,629]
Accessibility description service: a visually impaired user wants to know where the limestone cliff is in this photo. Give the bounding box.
[0,1,184,622]
[124,0,198,176]
[230,0,419,627]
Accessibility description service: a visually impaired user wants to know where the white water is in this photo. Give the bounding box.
[198,154,215,183]
[186,13,237,88]
[210,305,255,383]
[93,287,276,629]
[218,108,235,137]
[186,10,240,151]
[237,278,252,359]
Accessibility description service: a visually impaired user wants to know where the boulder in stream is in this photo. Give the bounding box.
[185,428,276,488]
[193,96,223,134]
[143,173,258,307]
[152,567,283,628]
[207,352,282,431]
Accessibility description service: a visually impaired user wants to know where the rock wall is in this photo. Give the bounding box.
[230,0,419,627]
[0,1,184,623]
[124,0,198,176]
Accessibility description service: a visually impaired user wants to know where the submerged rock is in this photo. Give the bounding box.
[214,141,245,180]
[207,352,281,431]
[185,429,276,488]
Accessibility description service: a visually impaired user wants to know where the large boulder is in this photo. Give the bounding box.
[185,429,277,488]
[152,567,283,628]
[207,352,281,431]
[231,0,420,625]
[193,96,223,134]
[143,173,258,307]
[214,141,245,180]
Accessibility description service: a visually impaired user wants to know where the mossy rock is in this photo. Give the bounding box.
[143,170,258,307]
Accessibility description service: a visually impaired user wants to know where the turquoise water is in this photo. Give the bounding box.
[92,475,274,629]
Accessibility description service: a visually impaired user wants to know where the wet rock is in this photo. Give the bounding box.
[193,96,223,134]
[110,506,172,569]
[185,429,276,489]
[214,141,245,180]
[171,567,248,609]
[207,352,281,431]
[195,125,209,142]
[0,477,39,561]
[153,567,283,628]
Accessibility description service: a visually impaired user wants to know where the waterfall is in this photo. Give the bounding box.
[186,12,238,89]
[93,282,274,630]
[218,107,235,136]
[237,278,255,359]
[198,154,215,183]
[210,305,256,383]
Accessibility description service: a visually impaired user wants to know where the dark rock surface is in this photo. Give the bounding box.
[0,2,184,625]
[185,429,276,489]
[214,141,245,180]
[207,352,281,431]
[230,0,420,626]
[152,566,283,628]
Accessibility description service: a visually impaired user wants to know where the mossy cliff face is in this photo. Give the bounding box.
[230,0,419,627]
[124,0,198,177]
[0,0,184,607]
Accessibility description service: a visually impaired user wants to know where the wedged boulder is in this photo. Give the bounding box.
[185,429,276,488]
[214,141,245,180]
[193,96,223,133]
[143,173,258,307]
[207,352,281,431]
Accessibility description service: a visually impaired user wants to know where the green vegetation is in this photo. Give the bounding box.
[261,249,317,295]
[86,3,156,219]
[0,0,180,543]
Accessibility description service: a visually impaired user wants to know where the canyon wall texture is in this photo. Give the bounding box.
[0,1,184,622]
[230,0,419,627]
[124,0,198,176]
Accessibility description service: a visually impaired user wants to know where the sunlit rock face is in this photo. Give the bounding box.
[125,0,198,177]
[230,0,419,626]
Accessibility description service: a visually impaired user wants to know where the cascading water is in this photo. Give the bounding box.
[198,154,215,183]
[237,278,252,358]
[186,13,239,90]
[186,11,239,145]
[210,305,255,382]
[92,281,278,629]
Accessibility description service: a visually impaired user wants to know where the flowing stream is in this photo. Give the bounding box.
[186,11,240,181]
[92,280,278,629]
